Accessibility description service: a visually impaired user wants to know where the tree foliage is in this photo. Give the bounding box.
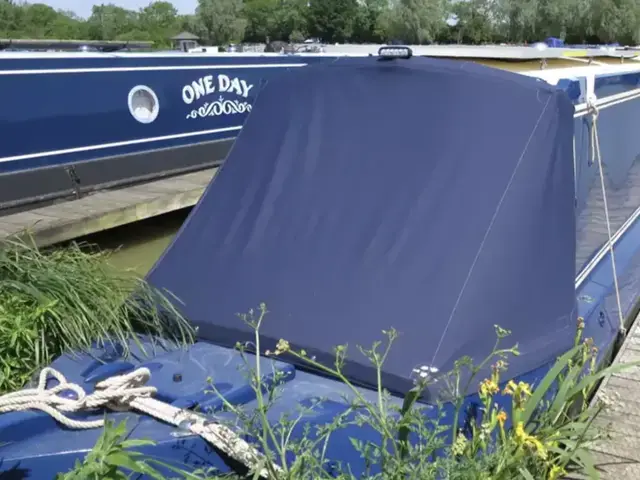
[196,0,247,45]
[1,0,640,47]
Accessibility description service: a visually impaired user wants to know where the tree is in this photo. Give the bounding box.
[139,1,179,47]
[0,0,27,37]
[276,0,310,42]
[86,4,139,41]
[48,9,88,39]
[0,0,636,48]
[0,1,87,39]
[177,13,203,38]
[589,0,640,45]
[21,4,60,38]
[382,0,449,44]
[451,0,496,45]
[493,0,538,43]
[308,0,359,43]
[196,0,247,45]
[244,0,278,42]
[351,0,390,43]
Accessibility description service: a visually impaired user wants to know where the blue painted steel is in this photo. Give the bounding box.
[3,56,640,478]
[0,54,337,174]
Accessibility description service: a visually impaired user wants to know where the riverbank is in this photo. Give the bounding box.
[0,168,216,249]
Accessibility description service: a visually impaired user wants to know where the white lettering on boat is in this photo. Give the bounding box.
[182,74,254,119]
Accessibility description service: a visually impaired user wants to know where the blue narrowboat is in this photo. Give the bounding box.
[0,42,348,212]
[3,44,640,478]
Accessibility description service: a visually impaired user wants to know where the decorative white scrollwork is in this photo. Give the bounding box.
[186,96,252,119]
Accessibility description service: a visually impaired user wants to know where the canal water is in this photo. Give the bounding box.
[80,209,191,275]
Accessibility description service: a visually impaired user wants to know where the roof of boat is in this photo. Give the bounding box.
[1,43,638,61]
[322,43,640,59]
[147,54,577,395]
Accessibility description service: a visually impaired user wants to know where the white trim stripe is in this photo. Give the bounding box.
[0,63,307,75]
[0,126,242,164]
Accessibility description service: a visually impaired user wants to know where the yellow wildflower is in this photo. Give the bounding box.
[274,339,290,355]
[514,422,548,460]
[503,381,532,410]
[479,378,500,397]
[530,438,548,460]
[518,381,532,397]
[451,432,468,456]
[548,465,566,480]
[496,410,507,427]
[503,380,518,396]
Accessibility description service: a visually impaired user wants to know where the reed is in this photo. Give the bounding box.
[0,235,195,394]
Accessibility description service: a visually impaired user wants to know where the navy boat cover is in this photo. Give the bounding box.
[148,56,577,395]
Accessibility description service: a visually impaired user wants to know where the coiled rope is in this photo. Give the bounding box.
[0,366,279,478]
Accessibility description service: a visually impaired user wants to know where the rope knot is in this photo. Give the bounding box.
[587,98,599,120]
[0,365,279,476]
[93,367,156,410]
[0,366,157,428]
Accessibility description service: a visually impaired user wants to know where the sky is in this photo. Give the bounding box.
[40,0,197,18]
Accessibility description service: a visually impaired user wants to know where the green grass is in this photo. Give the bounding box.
[0,236,195,394]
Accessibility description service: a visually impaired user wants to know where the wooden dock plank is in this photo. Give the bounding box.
[589,312,640,477]
[0,168,217,247]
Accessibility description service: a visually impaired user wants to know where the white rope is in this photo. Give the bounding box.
[0,367,280,478]
[588,100,627,335]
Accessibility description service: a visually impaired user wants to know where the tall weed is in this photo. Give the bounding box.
[0,236,195,393]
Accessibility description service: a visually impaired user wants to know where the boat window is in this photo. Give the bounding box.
[128,85,160,124]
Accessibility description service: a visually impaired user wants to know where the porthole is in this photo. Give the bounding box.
[128,85,159,124]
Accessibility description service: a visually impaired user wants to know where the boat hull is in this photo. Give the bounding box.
[0,46,634,213]
[0,54,336,212]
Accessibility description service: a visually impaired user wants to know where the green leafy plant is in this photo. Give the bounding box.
[199,305,635,480]
[0,236,195,394]
[56,419,212,480]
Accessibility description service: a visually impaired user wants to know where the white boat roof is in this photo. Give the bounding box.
[321,43,640,60]
[3,42,640,89]
[1,43,638,61]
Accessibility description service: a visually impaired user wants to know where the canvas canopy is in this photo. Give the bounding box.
[148,54,577,395]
